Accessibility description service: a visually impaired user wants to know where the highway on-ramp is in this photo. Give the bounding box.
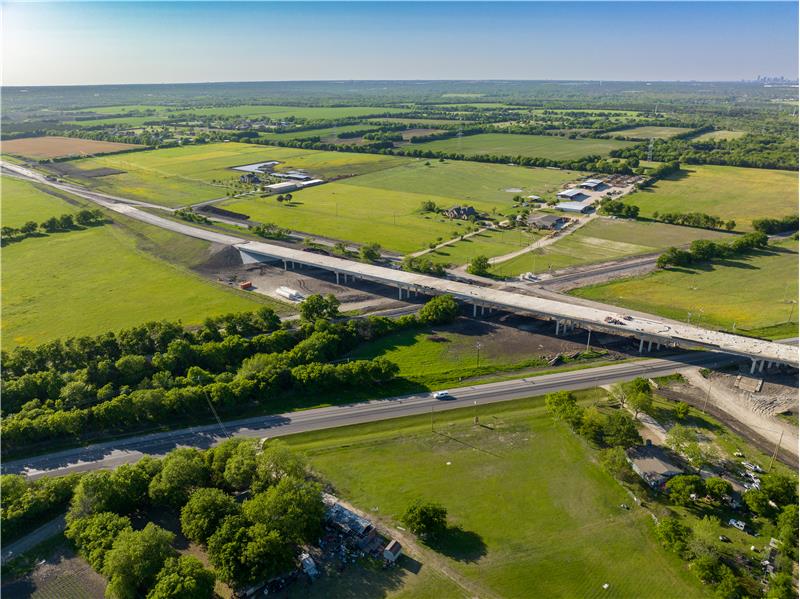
[4,351,736,480]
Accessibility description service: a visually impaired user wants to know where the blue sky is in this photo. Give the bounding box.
[2,2,797,85]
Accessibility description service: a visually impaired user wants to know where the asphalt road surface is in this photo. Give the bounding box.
[4,351,735,480]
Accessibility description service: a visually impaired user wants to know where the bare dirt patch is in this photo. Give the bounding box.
[2,136,141,160]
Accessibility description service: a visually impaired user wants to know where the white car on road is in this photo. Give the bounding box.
[433,391,452,400]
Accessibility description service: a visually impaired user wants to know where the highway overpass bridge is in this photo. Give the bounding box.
[2,161,795,371]
[237,240,799,370]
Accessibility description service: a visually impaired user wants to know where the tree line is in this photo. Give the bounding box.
[752,216,799,235]
[1,209,106,246]
[651,211,736,231]
[1,295,461,456]
[656,232,768,269]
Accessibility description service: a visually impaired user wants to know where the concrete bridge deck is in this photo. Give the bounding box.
[237,240,798,368]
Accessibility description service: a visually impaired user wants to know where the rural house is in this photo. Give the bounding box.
[444,205,478,220]
[239,173,261,184]
[528,214,570,230]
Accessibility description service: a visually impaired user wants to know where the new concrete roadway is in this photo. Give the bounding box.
[3,351,738,480]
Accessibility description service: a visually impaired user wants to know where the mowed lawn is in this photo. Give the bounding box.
[62,143,404,207]
[410,133,635,160]
[426,228,541,266]
[1,175,80,227]
[491,218,732,277]
[571,240,799,339]
[616,126,693,139]
[339,159,580,204]
[224,160,578,253]
[284,394,707,599]
[624,165,798,230]
[2,179,282,348]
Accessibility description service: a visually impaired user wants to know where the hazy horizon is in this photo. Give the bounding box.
[3,1,798,87]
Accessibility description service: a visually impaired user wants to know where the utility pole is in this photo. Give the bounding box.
[702,378,712,412]
[769,430,785,472]
[586,329,592,352]
[476,342,482,368]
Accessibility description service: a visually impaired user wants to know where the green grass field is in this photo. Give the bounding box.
[284,393,707,599]
[623,165,798,230]
[616,126,693,139]
[410,133,635,161]
[223,160,578,253]
[426,228,541,266]
[2,180,285,348]
[692,130,746,142]
[258,124,379,141]
[571,240,799,338]
[1,176,80,227]
[491,218,732,277]
[347,324,552,387]
[61,143,404,207]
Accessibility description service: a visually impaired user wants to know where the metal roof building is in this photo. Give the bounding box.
[555,201,592,214]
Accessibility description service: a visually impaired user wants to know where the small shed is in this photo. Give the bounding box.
[266,181,298,193]
[383,540,403,563]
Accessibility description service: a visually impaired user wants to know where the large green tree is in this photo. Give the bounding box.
[148,448,209,508]
[180,488,239,545]
[251,440,307,493]
[147,555,215,599]
[104,523,176,599]
[243,477,324,544]
[401,499,448,541]
[65,512,132,571]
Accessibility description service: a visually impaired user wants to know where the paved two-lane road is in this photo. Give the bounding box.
[4,351,734,480]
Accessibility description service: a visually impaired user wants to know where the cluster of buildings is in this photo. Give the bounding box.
[323,494,404,565]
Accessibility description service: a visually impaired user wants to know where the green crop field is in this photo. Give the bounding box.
[60,143,403,207]
[223,160,579,253]
[2,186,284,347]
[1,175,80,228]
[283,392,707,599]
[571,239,799,339]
[692,130,747,142]
[410,133,636,160]
[426,228,541,266]
[616,126,693,139]
[491,218,732,277]
[623,164,798,230]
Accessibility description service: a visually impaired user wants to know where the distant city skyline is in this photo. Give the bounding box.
[2,1,798,86]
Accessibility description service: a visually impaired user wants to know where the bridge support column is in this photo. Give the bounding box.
[750,359,757,374]
[398,287,403,300]
[759,360,765,373]
[473,304,477,317]
[335,272,340,285]
[648,341,653,352]
[555,320,561,336]
[481,306,485,316]
[639,338,644,353]
[282,260,287,270]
